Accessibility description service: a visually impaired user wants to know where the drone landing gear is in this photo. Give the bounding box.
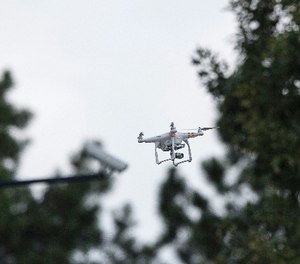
[155,138,175,165]
[155,143,172,164]
[155,140,192,166]
[172,140,192,166]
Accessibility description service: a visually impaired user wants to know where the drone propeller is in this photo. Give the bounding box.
[137,132,144,140]
[181,127,219,131]
[201,127,219,131]
[170,122,177,133]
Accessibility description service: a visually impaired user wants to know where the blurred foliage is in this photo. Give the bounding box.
[2,0,300,263]
[100,204,160,264]
[0,71,160,264]
[157,0,300,263]
[0,71,111,263]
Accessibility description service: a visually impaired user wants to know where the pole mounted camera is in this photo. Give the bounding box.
[0,141,128,188]
[84,141,128,173]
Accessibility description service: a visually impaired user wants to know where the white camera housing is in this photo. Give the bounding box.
[85,141,128,173]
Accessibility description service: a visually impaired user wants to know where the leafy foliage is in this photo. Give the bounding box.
[100,204,159,264]
[0,72,110,263]
[157,0,300,263]
[2,1,300,263]
[0,71,160,263]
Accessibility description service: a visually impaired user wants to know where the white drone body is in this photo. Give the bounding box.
[138,122,218,166]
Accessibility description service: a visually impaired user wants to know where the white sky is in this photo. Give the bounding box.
[1,0,236,260]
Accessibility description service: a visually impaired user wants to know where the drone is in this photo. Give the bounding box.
[137,122,218,166]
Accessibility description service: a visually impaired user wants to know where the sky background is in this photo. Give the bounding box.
[1,0,236,260]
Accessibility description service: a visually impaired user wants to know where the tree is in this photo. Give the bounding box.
[158,0,300,263]
[0,71,32,178]
[0,70,34,262]
[0,72,160,263]
[68,144,160,264]
[100,203,159,264]
[0,71,112,263]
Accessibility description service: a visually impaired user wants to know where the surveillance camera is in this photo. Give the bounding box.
[85,141,128,173]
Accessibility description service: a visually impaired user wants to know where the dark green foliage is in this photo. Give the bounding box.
[0,71,32,178]
[0,71,161,263]
[2,0,300,262]
[157,168,192,246]
[0,71,34,263]
[202,158,227,193]
[17,145,115,263]
[157,0,300,263]
[101,204,160,264]
[157,168,228,264]
[0,72,111,263]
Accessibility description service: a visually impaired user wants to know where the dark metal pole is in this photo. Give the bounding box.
[0,172,108,188]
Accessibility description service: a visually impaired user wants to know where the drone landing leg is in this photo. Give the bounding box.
[186,139,192,162]
[155,143,160,164]
[171,136,176,161]
[155,143,172,165]
[173,139,192,166]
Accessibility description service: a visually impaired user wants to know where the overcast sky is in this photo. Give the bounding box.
[1,0,236,260]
